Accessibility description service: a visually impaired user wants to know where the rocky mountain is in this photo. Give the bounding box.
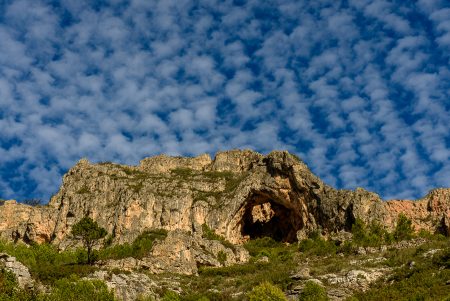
[1,150,450,300]
[1,150,449,250]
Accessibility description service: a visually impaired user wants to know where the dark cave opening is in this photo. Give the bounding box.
[241,193,302,243]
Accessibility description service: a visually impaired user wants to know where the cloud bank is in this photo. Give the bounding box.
[0,0,449,201]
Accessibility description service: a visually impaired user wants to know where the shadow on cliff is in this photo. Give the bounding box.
[240,192,303,243]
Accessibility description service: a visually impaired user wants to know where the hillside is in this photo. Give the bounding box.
[0,149,449,300]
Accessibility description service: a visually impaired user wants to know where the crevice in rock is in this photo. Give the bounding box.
[240,192,302,243]
[344,204,355,232]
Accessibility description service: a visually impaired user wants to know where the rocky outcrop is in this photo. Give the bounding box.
[97,230,249,275]
[384,188,450,235]
[0,150,448,261]
[0,253,34,289]
[85,270,160,301]
[0,201,57,244]
[143,229,249,274]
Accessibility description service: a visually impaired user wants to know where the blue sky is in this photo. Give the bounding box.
[0,0,449,202]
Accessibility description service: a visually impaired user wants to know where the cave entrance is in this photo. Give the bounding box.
[241,193,302,243]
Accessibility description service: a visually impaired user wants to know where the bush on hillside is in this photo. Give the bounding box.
[41,276,115,301]
[352,219,393,247]
[393,214,414,241]
[0,240,95,285]
[246,281,287,301]
[298,231,337,256]
[299,280,328,301]
[161,291,181,301]
[244,237,292,261]
[0,268,20,299]
[99,229,168,260]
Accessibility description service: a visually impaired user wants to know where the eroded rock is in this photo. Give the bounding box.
[0,150,448,266]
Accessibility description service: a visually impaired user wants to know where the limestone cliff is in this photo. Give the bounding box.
[1,150,449,250]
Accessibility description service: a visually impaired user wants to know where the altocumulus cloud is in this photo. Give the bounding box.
[0,0,449,202]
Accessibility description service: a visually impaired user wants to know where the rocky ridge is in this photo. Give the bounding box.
[0,150,449,276]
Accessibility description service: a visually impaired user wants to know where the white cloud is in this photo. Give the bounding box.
[0,0,448,202]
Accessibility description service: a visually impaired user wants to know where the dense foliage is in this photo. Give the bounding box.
[246,282,287,301]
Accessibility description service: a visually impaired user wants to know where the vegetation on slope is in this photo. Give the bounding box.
[0,269,114,301]
[99,229,168,260]
[0,215,449,301]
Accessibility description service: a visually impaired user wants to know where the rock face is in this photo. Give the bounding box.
[0,200,57,244]
[384,189,450,235]
[0,150,449,260]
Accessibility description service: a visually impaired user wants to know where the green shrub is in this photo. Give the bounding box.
[136,294,156,301]
[161,291,181,301]
[245,237,283,255]
[299,281,328,301]
[0,240,94,285]
[338,241,355,255]
[393,214,414,241]
[41,277,115,301]
[32,263,96,284]
[217,251,227,266]
[0,268,20,299]
[433,247,450,269]
[0,269,41,301]
[247,281,287,301]
[103,235,114,248]
[351,219,367,243]
[171,168,194,178]
[99,229,168,260]
[130,229,168,258]
[351,219,391,247]
[180,293,211,301]
[298,234,337,256]
[180,238,297,298]
[245,237,292,261]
